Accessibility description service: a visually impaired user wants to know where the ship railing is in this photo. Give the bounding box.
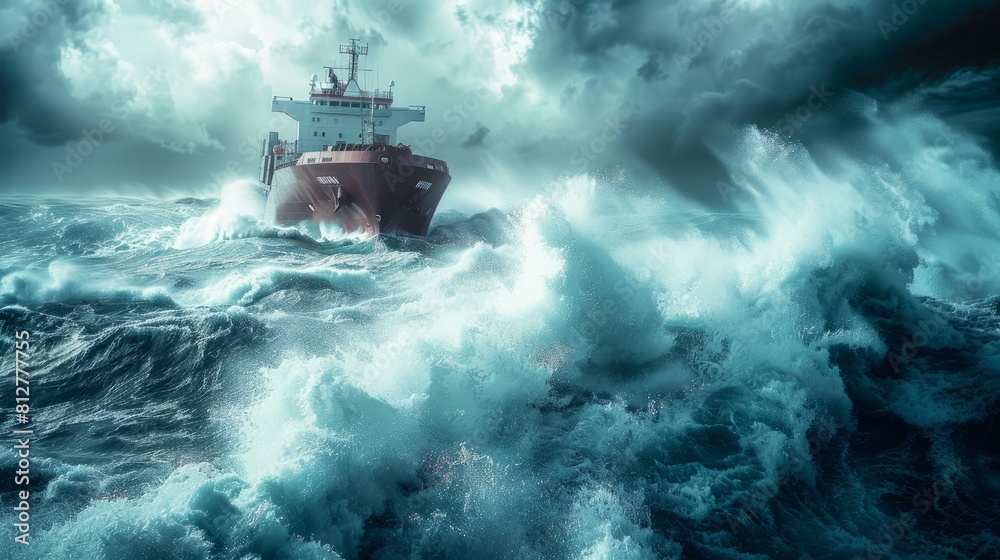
[274,153,302,170]
[311,86,394,100]
[321,142,414,153]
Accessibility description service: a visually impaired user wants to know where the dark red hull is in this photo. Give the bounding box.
[263,147,450,237]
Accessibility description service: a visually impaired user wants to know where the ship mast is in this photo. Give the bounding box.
[340,39,368,85]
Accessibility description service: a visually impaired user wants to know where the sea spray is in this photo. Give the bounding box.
[0,104,997,559]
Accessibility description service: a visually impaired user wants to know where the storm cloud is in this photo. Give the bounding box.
[1,0,997,210]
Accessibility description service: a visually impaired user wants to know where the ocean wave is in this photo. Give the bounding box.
[186,264,381,307]
[0,261,175,307]
[1,108,998,559]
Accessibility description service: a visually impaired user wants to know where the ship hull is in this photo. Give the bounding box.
[263,148,450,237]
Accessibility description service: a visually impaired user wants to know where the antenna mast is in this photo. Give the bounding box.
[339,39,368,84]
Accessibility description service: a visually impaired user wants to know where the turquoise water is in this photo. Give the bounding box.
[1,122,998,559]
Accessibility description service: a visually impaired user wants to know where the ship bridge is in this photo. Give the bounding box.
[269,96,424,153]
[267,39,424,153]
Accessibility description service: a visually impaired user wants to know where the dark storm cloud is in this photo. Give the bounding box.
[1,0,998,200]
[523,0,1000,205]
[0,0,273,194]
[1,0,115,146]
[636,54,666,82]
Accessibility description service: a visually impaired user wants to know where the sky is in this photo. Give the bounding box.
[1,0,998,212]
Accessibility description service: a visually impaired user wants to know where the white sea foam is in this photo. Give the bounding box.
[172,180,275,249]
[4,100,999,559]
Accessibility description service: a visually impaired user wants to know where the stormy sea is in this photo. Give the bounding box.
[2,120,999,560]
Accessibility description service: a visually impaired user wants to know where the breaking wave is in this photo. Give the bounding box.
[1,104,998,559]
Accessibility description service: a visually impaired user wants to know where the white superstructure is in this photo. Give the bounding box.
[269,39,425,153]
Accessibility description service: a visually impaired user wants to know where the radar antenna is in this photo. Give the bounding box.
[339,39,368,84]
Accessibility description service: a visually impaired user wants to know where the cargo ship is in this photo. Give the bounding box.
[258,39,451,237]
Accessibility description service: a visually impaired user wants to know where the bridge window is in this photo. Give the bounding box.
[320,100,328,106]
[351,102,360,108]
[362,103,370,109]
